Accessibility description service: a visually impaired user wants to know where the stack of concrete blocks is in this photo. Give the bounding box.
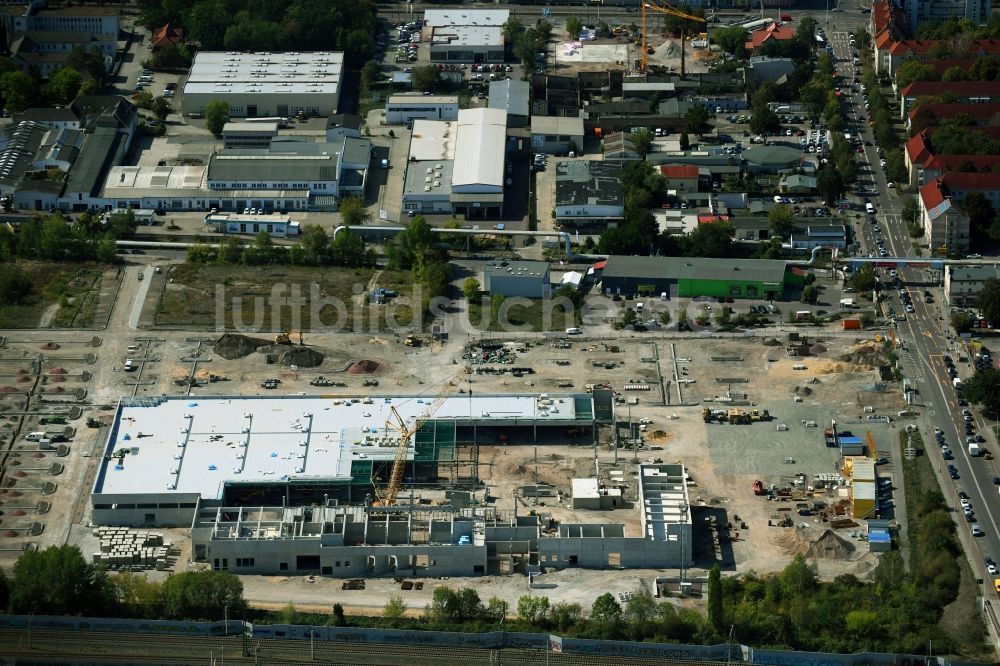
[91,527,174,570]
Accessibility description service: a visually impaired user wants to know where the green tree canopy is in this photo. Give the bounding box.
[768,204,795,238]
[685,104,711,134]
[411,64,441,92]
[977,277,1000,328]
[204,99,230,137]
[964,366,1000,415]
[712,24,748,55]
[10,545,116,615]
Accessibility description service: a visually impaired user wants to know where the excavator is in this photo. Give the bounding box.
[274,330,303,345]
[640,1,708,77]
[373,366,470,507]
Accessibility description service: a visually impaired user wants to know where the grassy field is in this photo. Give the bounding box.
[0,262,103,328]
[468,297,577,332]
[155,264,416,331]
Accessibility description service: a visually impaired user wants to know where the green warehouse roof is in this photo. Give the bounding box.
[601,255,788,284]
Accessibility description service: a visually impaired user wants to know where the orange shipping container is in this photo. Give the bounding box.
[843,319,861,330]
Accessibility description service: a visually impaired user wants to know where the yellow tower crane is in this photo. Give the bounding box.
[374,366,470,507]
[640,1,707,77]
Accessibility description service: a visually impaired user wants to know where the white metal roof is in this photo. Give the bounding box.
[387,95,459,106]
[184,51,343,96]
[423,9,509,27]
[409,119,457,161]
[452,108,506,191]
[96,394,585,500]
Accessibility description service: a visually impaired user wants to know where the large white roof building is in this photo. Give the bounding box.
[181,51,344,118]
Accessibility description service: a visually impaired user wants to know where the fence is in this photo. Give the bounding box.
[0,615,973,666]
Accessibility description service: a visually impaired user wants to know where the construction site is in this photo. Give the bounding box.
[0,320,907,597]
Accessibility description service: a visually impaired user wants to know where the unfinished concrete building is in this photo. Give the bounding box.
[190,464,692,578]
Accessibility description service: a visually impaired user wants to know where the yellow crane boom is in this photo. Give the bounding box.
[374,366,470,506]
[640,1,707,76]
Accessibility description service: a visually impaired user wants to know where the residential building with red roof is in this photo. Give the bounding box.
[905,127,1000,184]
[907,102,1000,132]
[918,172,1000,251]
[922,154,1000,183]
[899,81,1000,118]
[151,23,184,51]
[659,164,700,193]
[745,23,796,52]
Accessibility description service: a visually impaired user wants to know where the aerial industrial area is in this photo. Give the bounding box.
[2,0,1000,661]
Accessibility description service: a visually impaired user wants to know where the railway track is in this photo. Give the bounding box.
[0,627,728,666]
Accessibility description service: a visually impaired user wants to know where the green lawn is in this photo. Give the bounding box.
[0,262,103,328]
[155,264,415,331]
[468,297,577,332]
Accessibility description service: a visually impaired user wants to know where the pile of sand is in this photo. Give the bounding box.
[274,347,324,368]
[762,338,782,346]
[795,529,856,559]
[793,386,813,396]
[40,342,60,350]
[646,429,671,442]
[47,376,66,383]
[16,376,31,383]
[809,344,827,354]
[49,368,67,374]
[214,333,269,360]
[839,344,886,368]
[0,386,17,392]
[348,359,382,374]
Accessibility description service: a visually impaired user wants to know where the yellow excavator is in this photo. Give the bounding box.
[274,330,303,345]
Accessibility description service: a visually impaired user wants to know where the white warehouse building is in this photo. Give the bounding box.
[385,95,459,125]
[181,51,344,119]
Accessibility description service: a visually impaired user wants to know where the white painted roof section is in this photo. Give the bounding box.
[423,9,509,27]
[572,477,600,499]
[184,51,343,95]
[103,165,206,191]
[387,95,459,106]
[452,108,506,190]
[409,119,457,161]
[638,464,691,541]
[97,395,582,499]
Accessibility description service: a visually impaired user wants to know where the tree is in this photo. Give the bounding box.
[112,571,164,618]
[0,265,34,305]
[631,128,654,159]
[679,132,690,151]
[964,366,1000,415]
[204,99,230,137]
[218,237,243,264]
[329,228,373,268]
[566,16,583,39]
[332,603,346,626]
[160,570,246,619]
[338,196,372,227]
[463,276,482,304]
[147,96,170,121]
[383,593,407,620]
[977,278,1000,327]
[817,166,844,206]
[851,264,877,293]
[485,596,509,622]
[684,221,733,257]
[685,104,711,134]
[712,24,748,55]
[517,594,550,624]
[412,65,441,92]
[361,60,382,90]
[300,224,330,265]
[768,204,795,237]
[590,592,623,626]
[623,589,657,628]
[44,67,82,101]
[10,545,116,616]
[0,70,36,112]
[942,66,969,82]
[707,563,724,631]
[895,60,939,89]
[962,191,995,237]
[801,284,818,304]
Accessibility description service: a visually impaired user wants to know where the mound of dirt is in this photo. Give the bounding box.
[809,344,827,354]
[838,343,887,368]
[48,367,67,375]
[40,342,60,350]
[274,347,324,368]
[796,529,856,559]
[48,376,66,383]
[214,333,269,360]
[3,531,18,538]
[348,359,382,374]
[10,509,25,516]
[762,338,782,346]
[0,386,16,392]
[12,471,25,478]
[17,369,28,375]
[47,386,65,393]
[793,386,813,396]
[16,376,31,383]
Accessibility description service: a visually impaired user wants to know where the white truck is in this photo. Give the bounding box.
[969,442,982,457]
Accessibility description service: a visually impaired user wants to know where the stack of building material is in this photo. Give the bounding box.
[91,527,174,570]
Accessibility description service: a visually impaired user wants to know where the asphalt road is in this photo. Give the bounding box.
[823,18,1000,602]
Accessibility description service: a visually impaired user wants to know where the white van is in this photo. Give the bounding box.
[865,202,876,215]
[565,327,582,335]
[24,431,46,441]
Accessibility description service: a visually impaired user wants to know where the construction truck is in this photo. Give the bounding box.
[274,330,303,345]
[702,407,713,423]
[753,480,765,496]
[403,335,420,347]
[750,408,771,422]
[726,409,751,425]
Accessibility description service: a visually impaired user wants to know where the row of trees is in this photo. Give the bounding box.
[0,51,104,113]
[861,67,908,185]
[0,545,246,621]
[137,0,377,68]
[0,211,137,264]
[187,226,374,268]
[504,18,553,70]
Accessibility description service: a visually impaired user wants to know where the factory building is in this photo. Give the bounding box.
[598,255,794,300]
[483,260,551,298]
[425,9,507,63]
[181,52,344,119]
[385,95,459,125]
